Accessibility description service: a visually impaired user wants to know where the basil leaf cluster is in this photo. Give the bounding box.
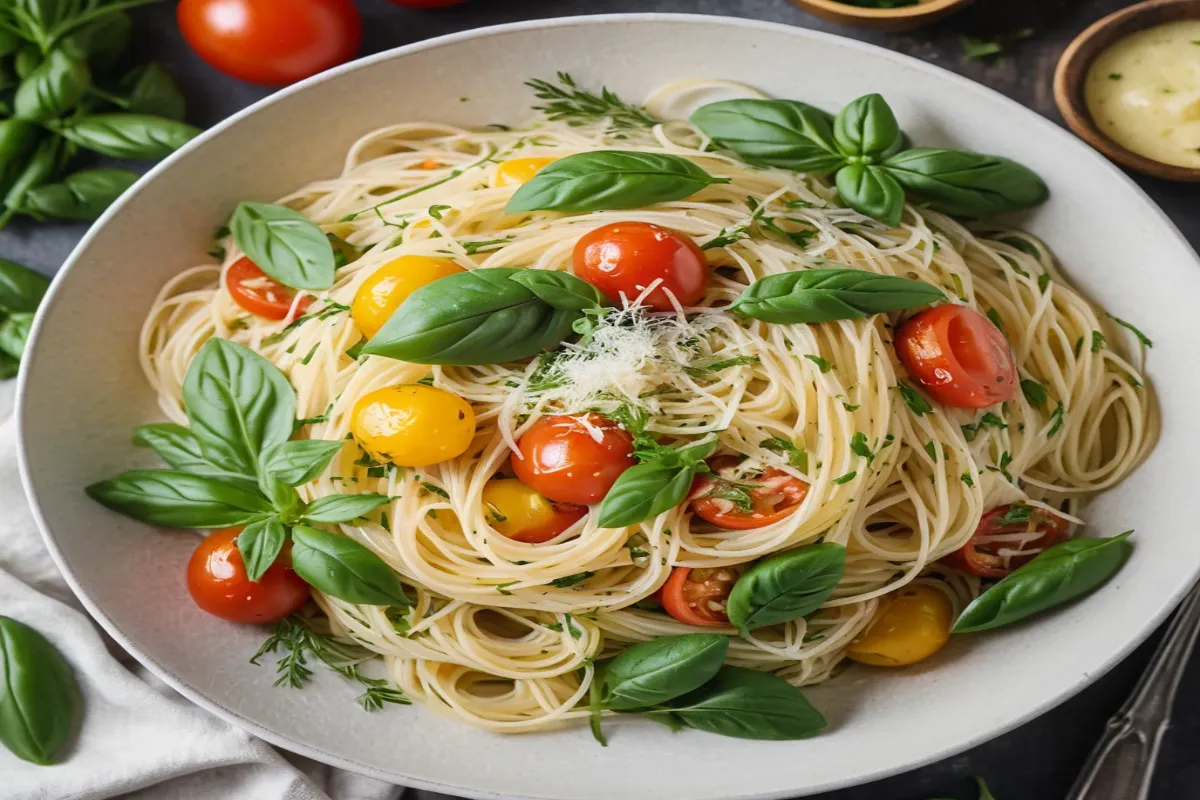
[726,543,846,633]
[594,633,825,741]
[0,617,81,766]
[363,267,606,365]
[0,257,49,378]
[87,338,404,604]
[0,4,197,226]
[504,150,729,213]
[692,93,1047,225]
[597,437,718,528]
[729,267,943,324]
[954,531,1133,633]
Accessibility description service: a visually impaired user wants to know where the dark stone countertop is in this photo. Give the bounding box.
[3,2,1197,799]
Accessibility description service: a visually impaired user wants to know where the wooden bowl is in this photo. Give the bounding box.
[1054,0,1200,182]
[789,0,972,31]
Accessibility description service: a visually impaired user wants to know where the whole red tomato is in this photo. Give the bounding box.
[187,527,310,623]
[177,0,362,86]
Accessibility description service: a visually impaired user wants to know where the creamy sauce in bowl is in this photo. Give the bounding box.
[1084,19,1200,168]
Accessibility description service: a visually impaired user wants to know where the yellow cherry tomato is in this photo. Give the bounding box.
[493,157,555,188]
[351,256,464,339]
[845,584,953,667]
[481,479,586,543]
[352,385,475,467]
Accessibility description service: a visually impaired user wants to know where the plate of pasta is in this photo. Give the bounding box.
[16,14,1200,800]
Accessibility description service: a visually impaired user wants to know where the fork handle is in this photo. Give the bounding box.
[1065,581,1200,800]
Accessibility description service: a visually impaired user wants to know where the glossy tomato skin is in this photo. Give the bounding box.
[689,457,809,530]
[178,0,362,86]
[511,414,636,506]
[187,528,310,623]
[225,257,313,320]
[573,222,708,311]
[895,304,1017,409]
[661,566,735,626]
[482,479,587,544]
[944,505,1070,579]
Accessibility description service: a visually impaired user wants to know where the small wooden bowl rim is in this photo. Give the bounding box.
[1054,0,1200,182]
[790,0,970,22]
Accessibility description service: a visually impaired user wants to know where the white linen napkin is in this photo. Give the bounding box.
[0,384,453,800]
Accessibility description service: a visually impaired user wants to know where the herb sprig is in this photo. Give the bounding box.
[526,72,656,133]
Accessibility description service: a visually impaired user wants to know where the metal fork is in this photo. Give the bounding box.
[1066,581,1200,799]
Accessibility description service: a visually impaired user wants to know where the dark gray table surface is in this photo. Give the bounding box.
[4,2,1198,799]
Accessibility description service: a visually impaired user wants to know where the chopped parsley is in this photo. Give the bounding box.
[897,382,933,415]
[495,581,518,596]
[1108,73,1122,80]
[428,204,451,220]
[960,472,975,488]
[1020,379,1047,407]
[987,451,1015,483]
[421,482,449,498]
[850,432,874,464]
[761,437,809,472]
[842,402,860,412]
[832,471,857,485]
[986,308,1006,335]
[1091,331,1107,353]
[683,355,760,377]
[1048,402,1065,436]
[1037,273,1051,293]
[461,238,512,255]
[550,572,594,588]
[1105,314,1153,348]
[924,441,938,461]
[999,503,1033,525]
[804,354,833,373]
[961,412,1007,443]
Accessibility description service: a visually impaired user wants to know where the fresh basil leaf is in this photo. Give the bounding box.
[726,543,845,633]
[260,439,343,486]
[0,617,81,765]
[0,119,43,199]
[505,151,728,213]
[883,148,1049,218]
[289,525,410,606]
[597,438,718,528]
[236,517,288,582]
[689,99,845,173]
[0,29,19,58]
[0,259,48,314]
[230,201,335,291]
[1020,379,1047,407]
[132,422,250,481]
[4,135,67,213]
[507,270,606,313]
[0,353,18,380]
[86,469,274,528]
[182,338,296,478]
[14,49,89,122]
[836,163,905,225]
[119,63,185,120]
[362,268,581,366]
[300,493,390,524]
[602,634,728,710]
[667,666,826,740]
[18,168,138,220]
[13,46,40,80]
[833,93,903,159]
[61,10,131,74]
[13,0,84,34]
[0,312,34,361]
[55,114,200,159]
[730,267,942,324]
[953,532,1133,633]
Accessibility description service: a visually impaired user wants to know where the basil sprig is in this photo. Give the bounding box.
[88,338,394,592]
[363,267,605,366]
[597,437,717,528]
[16,167,138,220]
[0,257,50,378]
[0,617,81,766]
[953,531,1133,633]
[591,633,825,741]
[230,201,336,291]
[692,93,1047,225]
[504,150,729,213]
[53,113,200,159]
[729,267,942,324]
[726,543,845,633]
[14,49,88,122]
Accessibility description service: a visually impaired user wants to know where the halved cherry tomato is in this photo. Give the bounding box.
[895,304,1016,409]
[689,456,809,530]
[178,0,362,86]
[944,504,1070,579]
[511,414,636,506]
[572,221,708,312]
[225,257,313,321]
[661,566,735,626]
[482,479,587,543]
[187,527,310,623]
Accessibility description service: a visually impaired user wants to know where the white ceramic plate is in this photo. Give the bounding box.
[16,14,1200,800]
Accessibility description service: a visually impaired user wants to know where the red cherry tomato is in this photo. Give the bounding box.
[386,0,466,6]
[186,527,311,623]
[689,456,809,530]
[177,0,362,86]
[573,221,708,311]
[225,257,313,321]
[661,566,735,626]
[511,414,636,506]
[944,504,1070,579]
[895,305,1017,409]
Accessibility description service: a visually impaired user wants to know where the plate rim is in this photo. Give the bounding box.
[15,12,1200,799]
